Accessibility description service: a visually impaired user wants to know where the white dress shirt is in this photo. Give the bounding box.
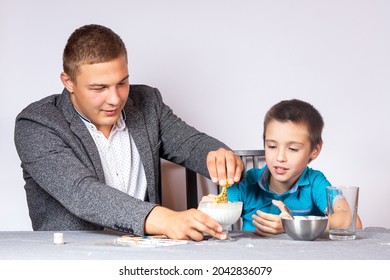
[78,111,147,200]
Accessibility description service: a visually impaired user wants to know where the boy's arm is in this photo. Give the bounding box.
[329,198,362,229]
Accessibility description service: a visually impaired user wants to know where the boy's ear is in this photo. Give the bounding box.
[60,72,75,93]
[310,144,322,160]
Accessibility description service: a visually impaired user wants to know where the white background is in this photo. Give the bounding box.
[1,0,389,230]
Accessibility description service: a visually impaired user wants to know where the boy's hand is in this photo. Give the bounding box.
[252,200,289,236]
[272,200,292,218]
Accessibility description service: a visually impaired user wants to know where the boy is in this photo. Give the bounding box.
[226,99,362,236]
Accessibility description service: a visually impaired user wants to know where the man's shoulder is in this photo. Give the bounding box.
[129,84,159,98]
[127,84,163,109]
[15,92,72,131]
[17,94,62,119]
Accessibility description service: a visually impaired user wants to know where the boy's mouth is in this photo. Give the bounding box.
[274,166,288,175]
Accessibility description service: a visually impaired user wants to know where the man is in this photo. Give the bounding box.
[14,24,243,241]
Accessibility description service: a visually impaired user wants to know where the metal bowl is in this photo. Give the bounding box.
[282,216,328,241]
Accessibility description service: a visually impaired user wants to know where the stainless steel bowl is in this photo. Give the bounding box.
[282,216,328,241]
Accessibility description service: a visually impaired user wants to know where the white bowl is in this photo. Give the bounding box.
[198,201,243,228]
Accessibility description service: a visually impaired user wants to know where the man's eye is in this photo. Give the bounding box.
[91,87,105,91]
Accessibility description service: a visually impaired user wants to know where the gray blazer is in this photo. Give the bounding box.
[14,85,228,235]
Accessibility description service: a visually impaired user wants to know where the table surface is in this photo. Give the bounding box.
[1,227,389,260]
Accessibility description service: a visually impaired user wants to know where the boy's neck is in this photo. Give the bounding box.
[268,176,298,194]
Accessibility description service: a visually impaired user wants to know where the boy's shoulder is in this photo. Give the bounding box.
[304,166,327,178]
[243,166,267,183]
[301,166,331,187]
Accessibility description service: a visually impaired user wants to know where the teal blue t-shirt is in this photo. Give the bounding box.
[227,166,331,231]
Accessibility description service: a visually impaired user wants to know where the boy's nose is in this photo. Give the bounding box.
[277,150,287,162]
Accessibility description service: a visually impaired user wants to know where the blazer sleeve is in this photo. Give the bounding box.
[130,85,230,178]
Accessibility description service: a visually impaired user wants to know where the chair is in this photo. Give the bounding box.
[185,149,265,210]
[235,149,265,172]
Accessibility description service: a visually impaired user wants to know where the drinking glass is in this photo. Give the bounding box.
[326,186,359,240]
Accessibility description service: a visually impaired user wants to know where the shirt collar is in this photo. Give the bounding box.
[258,166,310,194]
[76,109,127,133]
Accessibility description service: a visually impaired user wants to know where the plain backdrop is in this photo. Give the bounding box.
[1,0,389,230]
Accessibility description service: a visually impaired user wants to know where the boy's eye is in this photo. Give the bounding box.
[267,145,276,149]
[289,147,299,152]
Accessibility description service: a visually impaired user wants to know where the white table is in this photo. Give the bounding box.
[1,227,389,260]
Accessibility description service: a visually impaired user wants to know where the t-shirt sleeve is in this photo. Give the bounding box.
[311,170,332,214]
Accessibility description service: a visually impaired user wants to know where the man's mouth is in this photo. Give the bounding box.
[102,109,118,116]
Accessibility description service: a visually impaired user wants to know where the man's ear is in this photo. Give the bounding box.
[310,143,322,161]
[60,72,75,93]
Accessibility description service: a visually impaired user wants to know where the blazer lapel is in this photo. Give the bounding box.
[124,98,158,203]
[59,89,105,183]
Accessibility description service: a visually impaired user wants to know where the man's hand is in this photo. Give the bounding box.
[200,194,216,202]
[144,206,227,241]
[207,148,244,186]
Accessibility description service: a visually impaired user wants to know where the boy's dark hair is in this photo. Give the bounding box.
[263,99,324,150]
[63,24,127,82]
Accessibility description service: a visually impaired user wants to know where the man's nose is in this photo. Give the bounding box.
[106,87,120,105]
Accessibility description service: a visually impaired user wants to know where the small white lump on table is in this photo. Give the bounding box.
[53,232,64,245]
